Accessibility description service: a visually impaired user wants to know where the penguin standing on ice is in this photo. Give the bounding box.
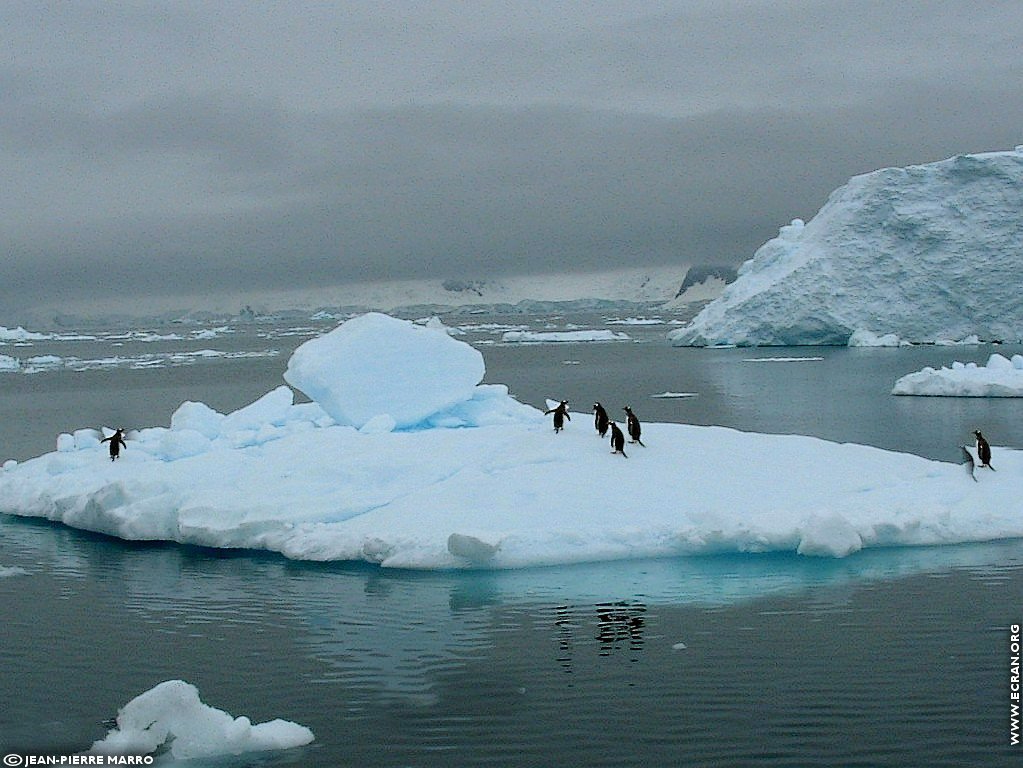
[101,428,127,461]
[609,421,628,457]
[544,401,571,433]
[974,430,994,470]
[593,402,609,438]
[623,406,644,446]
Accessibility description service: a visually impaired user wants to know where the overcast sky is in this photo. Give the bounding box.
[3,1,1022,315]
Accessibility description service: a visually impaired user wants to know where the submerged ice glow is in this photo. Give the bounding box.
[1,312,1021,568]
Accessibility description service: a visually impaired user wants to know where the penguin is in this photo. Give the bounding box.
[593,402,609,438]
[623,406,644,446]
[101,428,127,461]
[609,421,628,457]
[974,430,994,470]
[544,400,571,433]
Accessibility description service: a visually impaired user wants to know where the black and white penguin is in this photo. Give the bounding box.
[609,421,628,457]
[101,428,127,461]
[544,400,571,433]
[623,406,644,446]
[593,402,609,438]
[974,430,994,470]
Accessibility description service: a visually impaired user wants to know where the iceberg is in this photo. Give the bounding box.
[670,148,1023,346]
[892,353,1023,396]
[1,313,1021,568]
[284,311,485,429]
[89,680,314,759]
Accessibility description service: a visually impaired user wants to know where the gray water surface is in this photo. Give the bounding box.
[2,313,1021,766]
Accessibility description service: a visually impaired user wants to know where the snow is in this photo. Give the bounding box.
[1,312,1022,569]
[88,680,314,759]
[502,329,630,343]
[670,148,1023,346]
[892,353,1023,396]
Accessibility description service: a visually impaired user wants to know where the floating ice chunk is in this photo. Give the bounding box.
[284,312,485,429]
[0,354,20,371]
[88,680,314,759]
[502,329,629,343]
[893,354,1023,396]
[0,325,49,341]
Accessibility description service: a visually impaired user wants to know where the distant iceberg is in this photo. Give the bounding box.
[893,353,1023,396]
[1,313,1021,568]
[670,148,1023,346]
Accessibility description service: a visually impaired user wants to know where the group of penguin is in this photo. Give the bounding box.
[543,401,643,457]
[542,402,999,474]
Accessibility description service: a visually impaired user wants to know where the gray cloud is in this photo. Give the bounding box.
[2,1,1022,317]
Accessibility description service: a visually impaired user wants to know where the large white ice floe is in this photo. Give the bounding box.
[88,680,314,759]
[1,313,1021,568]
[892,353,1023,396]
[670,148,1023,346]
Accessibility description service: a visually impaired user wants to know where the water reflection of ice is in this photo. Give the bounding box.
[5,514,1021,706]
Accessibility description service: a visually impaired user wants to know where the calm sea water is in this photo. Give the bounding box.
[2,311,1021,766]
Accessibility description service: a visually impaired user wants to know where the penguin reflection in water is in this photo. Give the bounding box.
[544,400,571,433]
[609,421,628,457]
[592,402,609,438]
[623,406,644,446]
[101,428,127,461]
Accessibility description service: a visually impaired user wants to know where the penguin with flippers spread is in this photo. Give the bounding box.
[544,400,571,433]
[100,428,127,461]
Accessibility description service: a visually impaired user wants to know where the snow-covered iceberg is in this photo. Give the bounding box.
[89,680,314,759]
[670,148,1023,346]
[1,313,1021,568]
[893,353,1023,396]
